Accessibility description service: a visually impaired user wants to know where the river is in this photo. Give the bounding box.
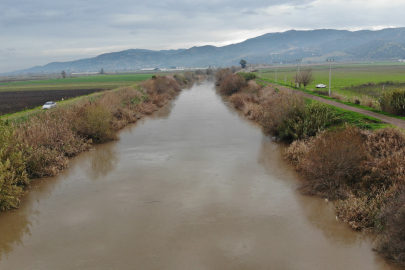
[0,81,401,269]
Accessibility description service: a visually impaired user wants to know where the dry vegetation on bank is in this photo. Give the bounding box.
[216,68,405,267]
[217,68,333,140]
[0,75,183,211]
[286,126,405,265]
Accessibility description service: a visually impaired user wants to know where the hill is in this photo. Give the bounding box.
[7,27,405,74]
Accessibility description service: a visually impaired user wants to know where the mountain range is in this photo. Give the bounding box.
[8,27,405,74]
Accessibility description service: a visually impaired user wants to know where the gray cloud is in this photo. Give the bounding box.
[1,0,404,73]
[294,5,314,10]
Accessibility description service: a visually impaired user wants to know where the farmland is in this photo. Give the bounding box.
[0,73,154,116]
[257,62,405,94]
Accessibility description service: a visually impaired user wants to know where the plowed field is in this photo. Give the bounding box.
[0,89,102,115]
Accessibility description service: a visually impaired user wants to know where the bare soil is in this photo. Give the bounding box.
[0,89,103,115]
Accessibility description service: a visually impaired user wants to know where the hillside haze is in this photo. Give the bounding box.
[8,27,405,74]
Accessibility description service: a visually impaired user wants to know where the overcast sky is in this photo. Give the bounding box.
[1,0,404,73]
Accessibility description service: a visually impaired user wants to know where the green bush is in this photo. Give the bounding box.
[238,73,257,81]
[0,123,29,211]
[73,104,115,143]
[277,102,334,139]
[379,89,405,116]
[173,74,188,85]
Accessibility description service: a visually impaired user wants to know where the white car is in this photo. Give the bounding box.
[316,84,327,88]
[42,101,57,110]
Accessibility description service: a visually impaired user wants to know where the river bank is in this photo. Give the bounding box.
[216,69,405,267]
[0,75,185,211]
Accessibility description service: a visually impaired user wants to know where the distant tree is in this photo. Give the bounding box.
[100,68,105,74]
[298,69,314,90]
[195,69,204,75]
[61,70,67,78]
[239,59,247,69]
[230,66,242,73]
[206,68,213,76]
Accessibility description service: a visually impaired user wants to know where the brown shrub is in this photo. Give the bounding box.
[154,76,181,94]
[72,103,116,143]
[258,85,278,102]
[229,92,259,110]
[243,80,261,93]
[14,108,90,178]
[335,192,386,230]
[377,192,405,265]
[259,89,305,135]
[148,93,168,107]
[214,68,233,86]
[137,101,158,115]
[297,126,367,199]
[219,74,246,95]
[331,93,343,100]
[243,103,263,120]
[229,93,246,110]
[183,72,194,83]
[139,80,155,95]
[361,128,405,191]
[285,137,315,167]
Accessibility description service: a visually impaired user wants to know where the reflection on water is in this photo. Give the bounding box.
[0,210,33,260]
[0,95,178,263]
[0,81,401,270]
[81,144,119,180]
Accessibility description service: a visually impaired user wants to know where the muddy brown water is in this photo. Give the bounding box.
[0,81,402,270]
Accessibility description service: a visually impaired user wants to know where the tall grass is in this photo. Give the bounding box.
[379,89,405,116]
[0,75,182,211]
[286,125,405,265]
[216,67,335,139]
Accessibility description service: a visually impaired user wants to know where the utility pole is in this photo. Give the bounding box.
[274,62,279,82]
[296,59,301,87]
[327,59,334,96]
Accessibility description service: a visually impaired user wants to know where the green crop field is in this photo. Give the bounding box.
[0,73,155,92]
[0,74,153,86]
[257,62,405,94]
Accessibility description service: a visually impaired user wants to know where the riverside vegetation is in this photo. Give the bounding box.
[258,63,405,117]
[216,68,405,266]
[0,74,190,212]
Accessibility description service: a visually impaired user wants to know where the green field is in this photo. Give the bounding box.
[257,62,405,94]
[0,74,155,92]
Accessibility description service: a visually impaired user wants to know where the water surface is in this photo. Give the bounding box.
[0,81,401,269]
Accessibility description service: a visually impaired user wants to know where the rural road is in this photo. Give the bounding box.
[260,81,405,130]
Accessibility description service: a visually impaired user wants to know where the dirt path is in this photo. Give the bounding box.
[260,81,405,130]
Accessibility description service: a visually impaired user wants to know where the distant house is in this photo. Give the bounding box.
[141,68,160,71]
